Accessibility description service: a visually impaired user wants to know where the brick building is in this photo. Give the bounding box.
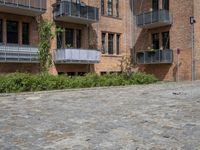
[133,0,200,81]
[0,0,199,81]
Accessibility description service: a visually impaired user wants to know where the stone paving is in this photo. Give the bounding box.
[0,81,200,150]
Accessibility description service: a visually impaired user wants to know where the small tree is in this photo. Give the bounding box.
[38,20,54,72]
[120,56,135,76]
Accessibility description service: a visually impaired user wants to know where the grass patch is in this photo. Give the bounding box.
[0,72,158,93]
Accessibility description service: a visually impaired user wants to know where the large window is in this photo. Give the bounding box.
[102,32,106,54]
[152,33,159,50]
[101,0,104,15]
[108,33,114,54]
[76,29,81,48]
[163,0,169,10]
[162,31,170,49]
[116,34,120,54]
[7,21,18,44]
[102,32,120,55]
[22,23,29,45]
[0,19,2,43]
[107,0,113,16]
[65,28,74,48]
[116,0,119,17]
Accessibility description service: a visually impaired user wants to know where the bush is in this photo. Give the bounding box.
[0,72,158,93]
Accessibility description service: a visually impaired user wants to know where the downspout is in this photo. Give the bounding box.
[191,0,195,81]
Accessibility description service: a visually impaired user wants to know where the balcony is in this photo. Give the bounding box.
[0,0,46,16]
[54,48,100,64]
[0,44,38,63]
[136,10,172,29]
[53,1,99,24]
[136,49,173,64]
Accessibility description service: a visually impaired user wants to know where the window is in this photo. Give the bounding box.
[101,0,104,15]
[163,0,169,10]
[152,0,159,22]
[152,0,159,11]
[76,29,81,48]
[76,0,80,4]
[65,28,74,47]
[0,19,2,43]
[108,34,114,54]
[152,33,159,50]
[116,0,119,17]
[57,31,62,49]
[107,0,113,16]
[102,33,106,54]
[162,31,170,49]
[116,34,120,55]
[7,21,18,44]
[22,23,29,45]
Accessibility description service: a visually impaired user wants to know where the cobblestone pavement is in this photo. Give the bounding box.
[0,82,200,150]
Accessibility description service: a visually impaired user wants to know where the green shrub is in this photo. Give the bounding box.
[0,72,158,93]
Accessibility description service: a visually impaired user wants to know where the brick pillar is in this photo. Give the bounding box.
[113,0,116,17]
[105,0,108,15]
[3,19,6,44]
[19,21,22,45]
[82,27,88,49]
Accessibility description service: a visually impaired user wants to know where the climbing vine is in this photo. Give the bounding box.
[38,20,54,72]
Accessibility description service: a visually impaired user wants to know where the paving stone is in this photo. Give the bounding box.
[0,81,200,149]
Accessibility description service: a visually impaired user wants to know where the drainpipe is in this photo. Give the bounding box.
[191,0,196,81]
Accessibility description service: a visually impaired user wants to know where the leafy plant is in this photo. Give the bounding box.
[0,72,158,93]
[38,20,54,72]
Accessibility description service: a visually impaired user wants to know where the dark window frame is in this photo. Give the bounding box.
[162,0,169,10]
[152,33,160,50]
[107,0,113,16]
[116,0,119,17]
[65,28,74,48]
[76,29,81,48]
[162,31,170,49]
[57,28,63,49]
[7,20,19,44]
[0,19,2,43]
[152,0,159,11]
[108,33,114,54]
[101,32,106,54]
[101,0,105,15]
[22,22,30,45]
[116,34,120,55]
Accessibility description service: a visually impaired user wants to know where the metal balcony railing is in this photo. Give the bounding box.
[53,1,99,24]
[0,0,46,16]
[136,49,173,64]
[54,48,101,64]
[136,10,172,28]
[0,44,39,63]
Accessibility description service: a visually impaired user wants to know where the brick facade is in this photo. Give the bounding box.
[133,0,199,81]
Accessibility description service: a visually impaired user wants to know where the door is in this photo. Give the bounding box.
[162,0,169,10]
[162,31,170,49]
[152,33,160,50]
[152,0,159,10]
[152,0,159,22]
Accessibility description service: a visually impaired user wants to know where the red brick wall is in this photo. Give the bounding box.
[133,0,194,81]
[0,63,40,74]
